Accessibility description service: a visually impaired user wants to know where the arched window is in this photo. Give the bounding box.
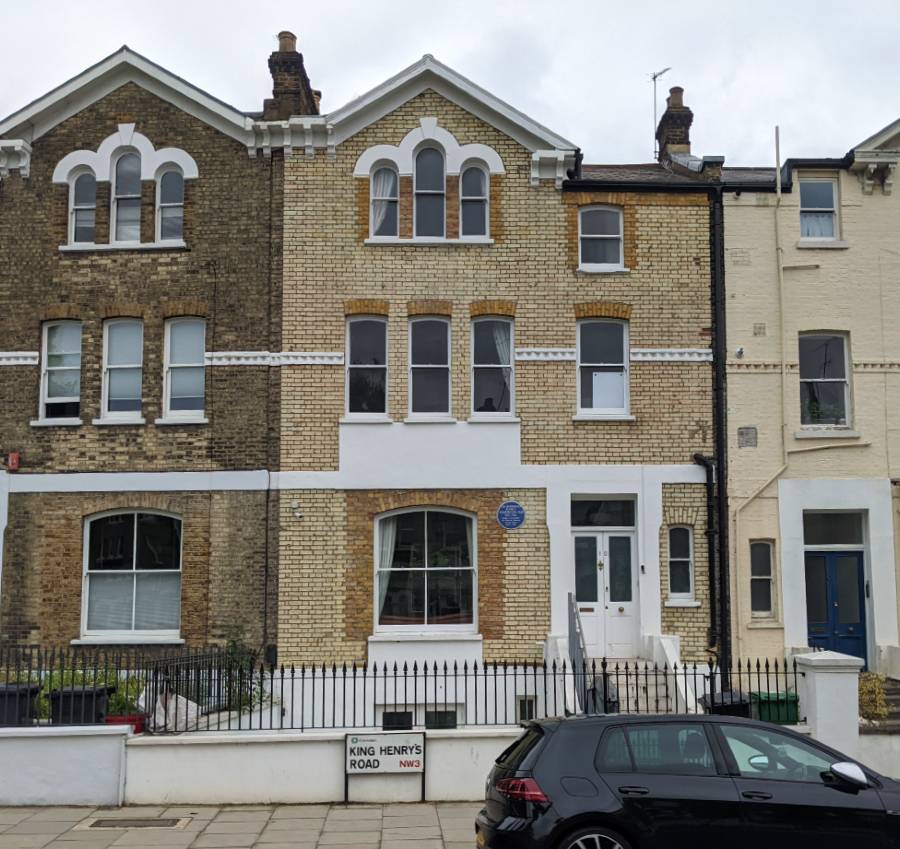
[577,319,629,416]
[414,148,445,238]
[460,165,488,237]
[668,526,694,599]
[83,511,182,638]
[579,206,624,271]
[370,166,399,237]
[70,171,96,243]
[157,169,184,241]
[376,508,476,630]
[113,152,142,243]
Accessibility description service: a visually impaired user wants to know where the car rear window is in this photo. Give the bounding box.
[595,723,717,776]
[496,726,544,769]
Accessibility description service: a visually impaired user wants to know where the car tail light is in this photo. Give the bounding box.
[495,777,548,802]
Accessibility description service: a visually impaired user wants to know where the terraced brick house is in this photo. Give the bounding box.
[724,118,900,676]
[0,38,308,649]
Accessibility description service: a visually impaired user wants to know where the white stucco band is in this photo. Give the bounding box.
[52,123,199,183]
[778,478,900,664]
[353,117,505,177]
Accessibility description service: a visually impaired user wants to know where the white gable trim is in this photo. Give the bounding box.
[328,55,577,153]
[353,117,504,177]
[52,123,199,183]
[0,47,254,147]
[853,117,900,153]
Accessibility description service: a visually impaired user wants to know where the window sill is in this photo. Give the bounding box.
[364,237,493,246]
[340,415,393,424]
[71,636,185,646]
[154,416,209,426]
[572,414,636,422]
[403,416,457,424]
[577,265,630,274]
[796,239,849,250]
[369,633,482,643]
[92,417,146,426]
[664,599,701,608]
[467,415,520,423]
[794,428,860,440]
[747,621,783,630]
[60,240,188,253]
[30,417,82,427]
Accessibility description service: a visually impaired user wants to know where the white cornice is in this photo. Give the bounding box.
[0,351,39,366]
[205,351,344,366]
[515,348,712,363]
[0,140,31,178]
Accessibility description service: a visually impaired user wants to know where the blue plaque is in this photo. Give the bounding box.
[496,500,526,530]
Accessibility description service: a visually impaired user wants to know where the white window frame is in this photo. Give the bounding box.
[413,146,445,239]
[667,525,694,600]
[576,319,630,417]
[750,539,776,618]
[798,332,851,429]
[161,317,207,423]
[374,506,478,635]
[578,205,624,272]
[68,169,97,245]
[369,165,399,239]
[470,317,514,418]
[798,176,839,242]
[408,316,452,419]
[155,167,185,243]
[459,163,489,239]
[39,320,82,424]
[110,150,142,245]
[346,316,389,419]
[98,318,144,424]
[80,509,182,642]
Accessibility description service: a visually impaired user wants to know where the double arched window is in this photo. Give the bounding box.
[460,165,488,237]
[370,167,399,237]
[70,171,97,243]
[376,508,476,631]
[157,169,185,241]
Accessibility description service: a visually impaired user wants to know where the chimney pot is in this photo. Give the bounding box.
[278,31,297,52]
[667,86,684,107]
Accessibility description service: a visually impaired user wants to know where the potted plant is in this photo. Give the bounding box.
[105,676,147,733]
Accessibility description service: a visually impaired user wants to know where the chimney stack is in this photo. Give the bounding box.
[262,30,319,120]
[656,85,693,162]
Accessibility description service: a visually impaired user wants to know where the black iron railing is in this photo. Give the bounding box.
[0,645,804,732]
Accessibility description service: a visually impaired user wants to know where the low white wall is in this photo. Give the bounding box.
[126,728,519,805]
[858,732,900,779]
[0,725,129,806]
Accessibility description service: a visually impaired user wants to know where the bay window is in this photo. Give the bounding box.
[83,511,182,639]
[577,320,629,416]
[409,318,450,415]
[376,509,475,630]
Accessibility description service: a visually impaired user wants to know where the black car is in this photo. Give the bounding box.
[476,714,900,849]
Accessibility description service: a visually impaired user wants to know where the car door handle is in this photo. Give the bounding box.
[618,786,650,796]
[742,791,773,801]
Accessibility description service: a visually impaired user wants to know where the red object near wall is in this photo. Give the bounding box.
[6,452,19,471]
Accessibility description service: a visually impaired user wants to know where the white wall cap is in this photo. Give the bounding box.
[794,651,865,670]
[0,724,131,739]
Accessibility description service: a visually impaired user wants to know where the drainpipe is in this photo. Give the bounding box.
[693,454,718,649]
[708,183,732,675]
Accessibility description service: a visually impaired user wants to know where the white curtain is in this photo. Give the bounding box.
[492,322,512,407]
[377,517,397,621]
[371,169,395,235]
[801,212,834,238]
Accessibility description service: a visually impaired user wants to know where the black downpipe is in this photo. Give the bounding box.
[693,453,718,649]
[710,186,731,675]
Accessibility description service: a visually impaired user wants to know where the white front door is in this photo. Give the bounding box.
[573,532,638,658]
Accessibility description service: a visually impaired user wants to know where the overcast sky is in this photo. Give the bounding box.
[3,1,898,165]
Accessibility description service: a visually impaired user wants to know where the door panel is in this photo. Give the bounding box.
[804,552,867,664]
[604,535,637,658]
[717,722,886,849]
[574,535,602,656]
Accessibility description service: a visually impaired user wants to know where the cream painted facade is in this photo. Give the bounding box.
[725,122,900,674]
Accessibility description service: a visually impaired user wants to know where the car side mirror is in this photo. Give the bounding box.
[830,762,868,789]
[748,754,770,771]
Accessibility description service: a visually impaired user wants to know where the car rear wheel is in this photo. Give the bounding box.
[559,827,633,849]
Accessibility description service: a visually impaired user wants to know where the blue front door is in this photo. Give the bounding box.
[804,551,867,665]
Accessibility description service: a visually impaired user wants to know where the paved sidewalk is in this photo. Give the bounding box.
[0,804,480,849]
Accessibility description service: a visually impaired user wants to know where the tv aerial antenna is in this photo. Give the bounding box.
[651,66,672,158]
